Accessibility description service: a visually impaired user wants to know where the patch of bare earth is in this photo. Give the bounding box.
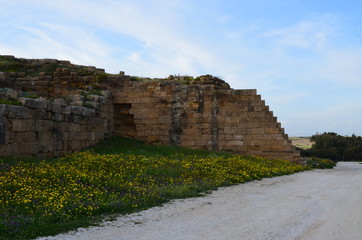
[290,137,313,149]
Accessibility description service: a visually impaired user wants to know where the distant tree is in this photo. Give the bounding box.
[301,132,362,162]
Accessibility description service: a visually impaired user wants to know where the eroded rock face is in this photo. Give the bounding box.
[0,55,301,163]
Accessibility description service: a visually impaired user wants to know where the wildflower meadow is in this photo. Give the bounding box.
[0,137,307,239]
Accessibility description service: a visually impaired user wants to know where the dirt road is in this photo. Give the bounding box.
[38,162,362,240]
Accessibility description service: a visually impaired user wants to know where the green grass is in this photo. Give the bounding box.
[0,99,21,106]
[305,157,336,169]
[0,137,307,240]
[0,55,105,78]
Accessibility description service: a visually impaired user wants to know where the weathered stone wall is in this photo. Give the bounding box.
[0,55,301,163]
[0,90,113,158]
[110,76,300,163]
[0,55,107,98]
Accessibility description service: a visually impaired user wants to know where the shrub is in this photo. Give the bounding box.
[305,157,336,169]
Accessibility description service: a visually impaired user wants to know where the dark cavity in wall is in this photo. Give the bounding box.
[210,93,219,150]
[169,85,187,145]
[197,89,204,113]
[113,103,136,138]
[0,118,6,144]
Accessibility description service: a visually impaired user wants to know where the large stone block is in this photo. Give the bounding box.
[18,142,39,155]
[54,98,67,107]
[35,120,54,131]
[19,97,46,109]
[12,119,34,132]
[0,145,11,156]
[5,89,18,100]
[53,113,64,122]
[81,107,96,117]
[65,106,82,115]
[50,102,62,113]
[0,131,8,144]
[69,123,81,132]
[14,132,37,142]
[33,108,48,119]
[3,105,32,119]
[36,131,53,142]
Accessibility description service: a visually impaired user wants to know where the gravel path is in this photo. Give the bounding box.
[37,162,362,240]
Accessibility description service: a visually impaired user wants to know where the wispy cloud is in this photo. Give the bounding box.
[262,17,335,50]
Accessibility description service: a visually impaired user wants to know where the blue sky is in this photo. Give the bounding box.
[1,0,362,136]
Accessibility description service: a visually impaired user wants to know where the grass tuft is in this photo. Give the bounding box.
[304,157,336,169]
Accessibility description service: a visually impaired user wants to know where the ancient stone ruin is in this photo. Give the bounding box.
[0,55,301,163]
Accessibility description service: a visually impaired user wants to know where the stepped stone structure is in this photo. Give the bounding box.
[0,55,301,163]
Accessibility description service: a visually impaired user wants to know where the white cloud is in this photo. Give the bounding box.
[262,16,336,51]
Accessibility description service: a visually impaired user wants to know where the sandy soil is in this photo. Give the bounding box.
[37,162,362,240]
[289,137,313,149]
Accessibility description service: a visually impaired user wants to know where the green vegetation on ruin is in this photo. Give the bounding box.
[0,55,106,78]
[0,99,21,106]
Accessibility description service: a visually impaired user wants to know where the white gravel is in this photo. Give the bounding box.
[37,162,362,240]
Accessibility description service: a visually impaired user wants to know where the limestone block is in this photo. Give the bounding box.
[62,106,72,115]
[5,89,18,100]
[4,105,32,119]
[19,142,39,155]
[52,113,64,122]
[84,101,100,110]
[36,131,53,142]
[72,115,84,124]
[88,95,102,103]
[70,100,83,106]
[147,136,159,142]
[50,102,62,113]
[12,119,34,132]
[158,115,171,124]
[101,90,112,98]
[53,141,63,151]
[144,118,158,125]
[54,98,67,107]
[0,145,11,156]
[252,128,265,135]
[0,131,8,144]
[129,97,141,103]
[70,140,82,150]
[69,123,81,132]
[35,120,54,131]
[68,106,82,115]
[264,128,280,134]
[33,108,48,119]
[81,107,96,117]
[68,94,85,103]
[147,111,159,118]
[11,143,19,155]
[19,97,45,109]
[86,117,104,127]
[14,132,36,142]
[225,140,244,147]
[72,131,89,140]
